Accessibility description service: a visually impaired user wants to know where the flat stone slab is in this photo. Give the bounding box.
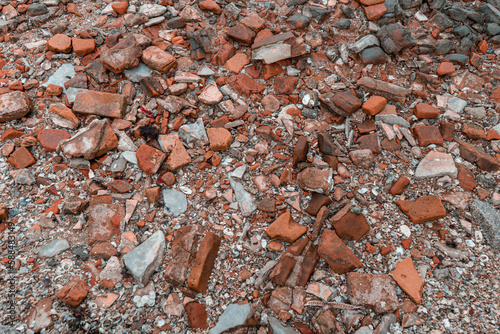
[208,303,256,334]
[42,63,75,93]
[36,239,69,257]
[162,189,188,216]
[415,151,457,179]
[123,230,166,285]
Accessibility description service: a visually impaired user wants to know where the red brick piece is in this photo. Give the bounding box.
[362,96,387,116]
[456,163,477,191]
[108,180,133,193]
[414,103,440,119]
[227,73,264,95]
[318,229,364,274]
[413,125,443,147]
[1,128,24,142]
[331,211,370,242]
[185,302,208,329]
[73,90,127,119]
[136,144,166,175]
[37,129,71,152]
[0,205,9,221]
[111,1,128,15]
[439,122,454,141]
[8,147,36,169]
[396,195,446,224]
[333,91,362,114]
[226,24,256,46]
[390,257,423,304]
[389,176,410,195]
[187,232,221,293]
[461,123,486,140]
[47,34,72,53]
[364,4,387,21]
[436,62,455,76]
[55,276,90,307]
[274,76,299,94]
[72,38,96,57]
[346,272,398,313]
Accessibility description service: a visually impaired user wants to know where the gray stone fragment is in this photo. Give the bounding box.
[14,169,36,185]
[349,34,380,53]
[268,316,299,334]
[252,44,292,64]
[42,63,75,93]
[354,326,373,334]
[110,158,127,173]
[138,4,167,17]
[36,239,69,257]
[178,118,209,147]
[124,62,153,83]
[162,189,188,216]
[65,87,87,104]
[123,230,166,285]
[121,151,138,165]
[197,66,215,76]
[228,176,256,217]
[374,313,397,334]
[208,303,255,334]
[375,113,410,127]
[469,199,500,249]
[446,96,466,114]
[415,151,457,179]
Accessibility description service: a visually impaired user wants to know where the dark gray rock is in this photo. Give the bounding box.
[487,23,500,36]
[27,4,49,16]
[334,18,351,29]
[361,47,386,64]
[377,23,415,54]
[469,199,500,249]
[429,10,454,31]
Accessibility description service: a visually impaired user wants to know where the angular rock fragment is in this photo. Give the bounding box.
[123,230,166,286]
[24,297,53,332]
[207,128,233,151]
[8,147,36,169]
[0,91,32,123]
[293,136,309,167]
[57,119,118,160]
[36,239,69,258]
[166,139,192,170]
[396,195,446,224]
[199,82,223,105]
[469,199,500,249]
[377,23,415,54]
[347,272,398,313]
[162,189,188,216]
[208,303,258,334]
[87,203,125,245]
[414,151,457,179]
[456,139,500,172]
[228,176,257,216]
[349,149,374,169]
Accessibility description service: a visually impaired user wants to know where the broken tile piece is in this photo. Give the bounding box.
[390,257,424,304]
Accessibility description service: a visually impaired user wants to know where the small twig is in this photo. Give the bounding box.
[305,299,364,310]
